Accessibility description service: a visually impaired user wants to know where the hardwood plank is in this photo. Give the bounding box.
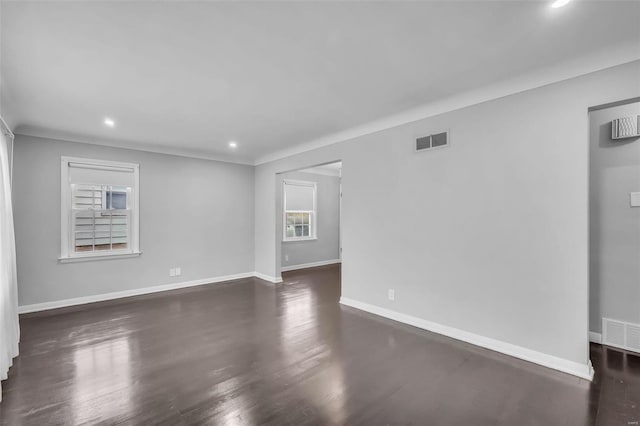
[0,264,637,425]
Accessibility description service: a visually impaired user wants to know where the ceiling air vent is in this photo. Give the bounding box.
[416,131,449,152]
[612,115,640,140]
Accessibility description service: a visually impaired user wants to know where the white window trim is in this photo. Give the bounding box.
[59,156,141,262]
[283,179,317,242]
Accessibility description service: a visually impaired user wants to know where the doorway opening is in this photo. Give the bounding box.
[588,98,640,356]
[276,161,342,279]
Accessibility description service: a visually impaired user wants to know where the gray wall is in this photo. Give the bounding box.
[280,171,340,269]
[254,60,640,370]
[12,135,254,306]
[589,101,640,333]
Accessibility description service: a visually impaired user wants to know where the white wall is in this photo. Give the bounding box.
[0,0,12,177]
[12,135,255,306]
[254,60,640,376]
[589,101,640,333]
[280,171,340,269]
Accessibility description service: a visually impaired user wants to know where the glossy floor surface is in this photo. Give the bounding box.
[1,264,639,425]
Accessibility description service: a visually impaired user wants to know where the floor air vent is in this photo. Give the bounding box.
[627,325,640,352]
[416,131,449,152]
[602,318,640,353]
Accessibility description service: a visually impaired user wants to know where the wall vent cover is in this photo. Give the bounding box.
[612,115,640,140]
[602,318,640,354]
[626,324,640,352]
[416,131,449,152]
[604,318,625,347]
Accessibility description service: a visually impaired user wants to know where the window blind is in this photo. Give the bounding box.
[284,182,314,211]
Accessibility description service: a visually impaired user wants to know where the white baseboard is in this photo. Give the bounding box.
[589,331,602,344]
[19,271,268,314]
[281,259,341,272]
[253,271,283,284]
[340,297,594,381]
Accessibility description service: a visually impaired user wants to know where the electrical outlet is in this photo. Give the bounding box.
[175,267,181,276]
[388,289,395,301]
[285,255,289,262]
[169,268,175,277]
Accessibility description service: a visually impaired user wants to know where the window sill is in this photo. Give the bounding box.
[58,251,142,263]
[283,237,317,243]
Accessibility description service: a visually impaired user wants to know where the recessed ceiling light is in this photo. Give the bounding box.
[103,117,115,128]
[228,141,238,148]
[550,0,571,8]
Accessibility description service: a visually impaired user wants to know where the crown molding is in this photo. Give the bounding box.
[14,126,255,166]
[255,48,640,166]
[9,46,640,167]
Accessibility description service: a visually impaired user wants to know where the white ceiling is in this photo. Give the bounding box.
[1,1,639,165]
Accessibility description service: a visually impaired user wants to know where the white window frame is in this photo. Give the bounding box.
[60,156,141,262]
[283,179,317,242]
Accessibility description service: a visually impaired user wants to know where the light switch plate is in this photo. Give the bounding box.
[631,192,640,207]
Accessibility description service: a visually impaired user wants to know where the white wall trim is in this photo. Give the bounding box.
[253,271,283,284]
[589,331,602,344]
[281,259,341,272]
[15,130,255,166]
[58,251,142,263]
[340,297,594,381]
[18,272,264,314]
[14,59,640,168]
[255,56,640,165]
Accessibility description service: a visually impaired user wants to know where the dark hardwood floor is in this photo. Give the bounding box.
[0,264,638,425]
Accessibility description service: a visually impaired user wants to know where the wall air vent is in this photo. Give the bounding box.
[602,318,640,354]
[603,318,625,348]
[627,324,640,352]
[416,131,449,152]
[612,115,640,140]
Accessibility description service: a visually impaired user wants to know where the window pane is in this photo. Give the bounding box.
[286,225,295,238]
[72,184,131,211]
[110,211,128,250]
[286,213,294,225]
[74,210,95,252]
[106,190,127,209]
[73,209,129,253]
[302,225,309,236]
[295,225,303,237]
[303,213,310,225]
[295,213,303,225]
[94,239,113,250]
[72,184,102,209]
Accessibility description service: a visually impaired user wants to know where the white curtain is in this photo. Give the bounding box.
[0,119,19,402]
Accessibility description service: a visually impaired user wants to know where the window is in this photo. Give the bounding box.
[283,180,316,241]
[60,157,140,261]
